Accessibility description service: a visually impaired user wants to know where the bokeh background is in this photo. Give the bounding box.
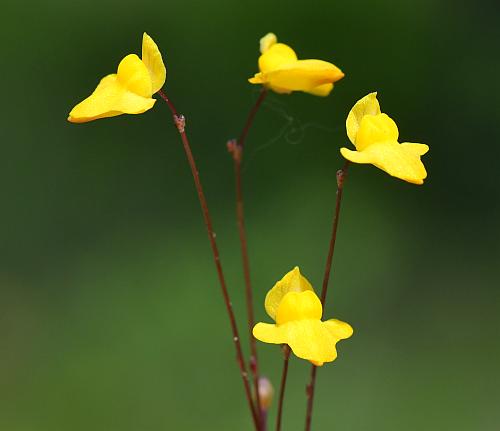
[1,0,499,429]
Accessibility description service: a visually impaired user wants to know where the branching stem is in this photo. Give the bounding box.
[158,89,259,430]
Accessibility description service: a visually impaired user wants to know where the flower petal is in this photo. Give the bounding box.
[253,322,287,344]
[324,318,353,340]
[341,141,428,184]
[306,83,334,97]
[68,74,155,123]
[340,147,375,164]
[258,43,298,74]
[260,32,277,54]
[346,92,381,145]
[248,73,265,84]
[265,267,314,320]
[254,319,351,366]
[284,319,347,366]
[355,113,399,151]
[142,32,166,94]
[401,142,430,156]
[276,291,322,325]
[262,59,344,94]
[117,54,152,98]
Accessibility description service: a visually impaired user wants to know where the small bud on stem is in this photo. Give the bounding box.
[258,376,274,411]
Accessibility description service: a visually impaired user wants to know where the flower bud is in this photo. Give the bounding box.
[258,376,274,411]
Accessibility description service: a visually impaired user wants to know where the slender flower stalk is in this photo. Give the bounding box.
[304,162,349,431]
[276,345,291,431]
[157,89,259,430]
[228,88,268,427]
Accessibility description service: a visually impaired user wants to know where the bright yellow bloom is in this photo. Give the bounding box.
[248,33,344,96]
[68,33,166,123]
[340,93,429,184]
[253,267,352,366]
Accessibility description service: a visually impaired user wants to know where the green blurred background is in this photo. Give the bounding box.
[1,0,499,429]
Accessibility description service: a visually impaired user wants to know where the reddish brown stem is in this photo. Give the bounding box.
[228,88,268,428]
[238,88,268,150]
[276,345,291,431]
[304,162,349,431]
[157,90,259,430]
[304,365,318,431]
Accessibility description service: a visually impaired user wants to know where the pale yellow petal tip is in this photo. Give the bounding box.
[264,267,314,320]
[346,91,381,144]
[142,32,166,93]
[260,32,277,53]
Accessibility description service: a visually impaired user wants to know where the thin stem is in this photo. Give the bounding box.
[235,157,263,426]
[228,88,268,428]
[238,89,268,149]
[304,366,317,431]
[319,161,349,306]
[276,345,291,431]
[304,162,350,431]
[261,410,268,431]
[157,89,259,430]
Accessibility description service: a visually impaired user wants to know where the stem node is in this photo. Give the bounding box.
[174,114,186,133]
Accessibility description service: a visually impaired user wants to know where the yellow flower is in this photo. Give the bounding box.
[68,33,166,123]
[340,93,429,184]
[248,33,345,96]
[253,267,352,366]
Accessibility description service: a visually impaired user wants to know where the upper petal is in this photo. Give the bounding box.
[142,32,166,94]
[258,43,298,74]
[276,291,322,325]
[68,74,155,123]
[355,113,399,151]
[265,267,314,320]
[260,32,277,53]
[346,92,381,145]
[117,54,153,98]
